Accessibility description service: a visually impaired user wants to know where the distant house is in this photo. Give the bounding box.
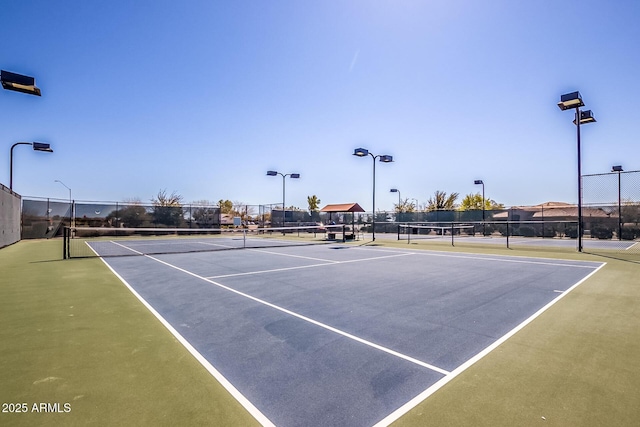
[492,201,613,223]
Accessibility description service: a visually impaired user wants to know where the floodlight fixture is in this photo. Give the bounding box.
[266,170,301,227]
[557,91,584,111]
[557,90,596,252]
[390,188,399,193]
[474,180,483,185]
[612,165,623,172]
[352,147,394,241]
[573,110,596,125]
[33,142,53,152]
[1,70,41,96]
[353,148,369,157]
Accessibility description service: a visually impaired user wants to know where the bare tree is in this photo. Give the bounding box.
[151,189,184,226]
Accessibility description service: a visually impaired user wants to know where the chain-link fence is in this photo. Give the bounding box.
[1,183,21,248]
[582,169,640,259]
[17,175,640,261]
[21,198,226,239]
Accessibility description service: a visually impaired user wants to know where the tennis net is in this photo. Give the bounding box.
[397,223,477,244]
[63,225,348,258]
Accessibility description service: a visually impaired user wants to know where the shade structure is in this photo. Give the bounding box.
[319,203,365,213]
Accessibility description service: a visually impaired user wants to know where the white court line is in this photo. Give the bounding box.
[97,256,276,427]
[110,240,145,254]
[373,261,607,427]
[353,246,601,269]
[207,262,335,279]
[205,252,416,279]
[248,248,341,263]
[137,252,450,376]
[626,242,639,251]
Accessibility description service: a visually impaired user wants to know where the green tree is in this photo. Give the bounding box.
[218,199,234,214]
[394,198,416,213]
[115,205,148,227]
[459,193,504,211]
[307,195,321,213]
[426,190,459,211]
[151,189,184,226]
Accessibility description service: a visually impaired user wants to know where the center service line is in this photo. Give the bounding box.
[144,253,451,376]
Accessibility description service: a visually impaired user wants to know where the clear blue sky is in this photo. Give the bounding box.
[2,0,639,211]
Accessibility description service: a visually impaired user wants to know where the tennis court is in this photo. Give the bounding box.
[93,236,604,426]
[394,224,638,251]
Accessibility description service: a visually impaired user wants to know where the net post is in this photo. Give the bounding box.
[342,224,346,242]
[397,224,400,241]
[506,221,510,249]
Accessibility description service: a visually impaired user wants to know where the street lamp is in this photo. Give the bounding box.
[266,170,300,227]
[390,188,401,208]
[55,180,72,228]
[474,180,485,235]
[1,70,41,96]
[612,165,623,241]
[558,91,596,252]
[10,142,53,190]
[390,188,401,222]
[353,148,393,241]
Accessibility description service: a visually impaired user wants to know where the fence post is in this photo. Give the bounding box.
[506,221,510,249]
[451,222,455,246]
[63,226,68,259]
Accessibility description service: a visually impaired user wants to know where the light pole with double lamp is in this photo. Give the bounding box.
[353,148,393,241]
[10,142,53,190]
[612,165,623,241]
[558,91,596,252]
[474,180,485,235]
[266,171,300,228]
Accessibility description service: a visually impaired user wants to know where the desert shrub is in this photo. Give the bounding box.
[590,224,613,240]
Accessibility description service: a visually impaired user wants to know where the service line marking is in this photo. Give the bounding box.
[206,251,416,279]
[143,253,450,376]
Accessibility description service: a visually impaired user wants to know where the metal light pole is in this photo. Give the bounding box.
[558,92,596,252]
[390,188,401,222]
[266,171,300,227]
[353,148,393,241]
[390,188,401,209]
[474,180,485,235]
[10,142,53,190]
[55,180,72,228]
[612,165,623,241]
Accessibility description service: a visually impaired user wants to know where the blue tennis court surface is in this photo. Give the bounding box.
[99,244,604,426]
